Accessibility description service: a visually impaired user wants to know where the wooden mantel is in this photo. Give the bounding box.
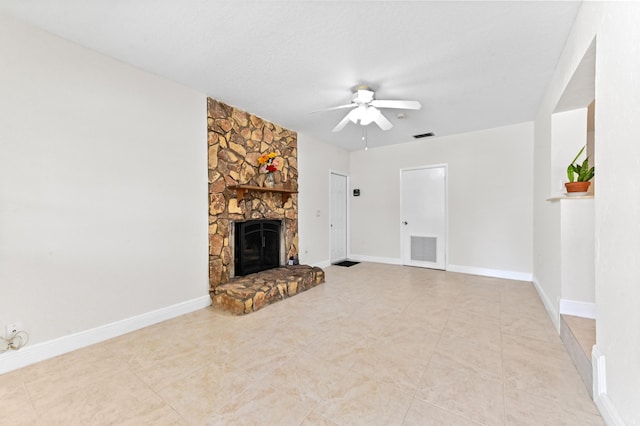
[229,185,298,204]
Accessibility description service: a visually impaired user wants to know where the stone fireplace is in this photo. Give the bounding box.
[208,99,324,314]
[207,98,299,291]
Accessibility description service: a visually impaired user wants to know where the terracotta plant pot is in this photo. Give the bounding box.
[565,181,591,193]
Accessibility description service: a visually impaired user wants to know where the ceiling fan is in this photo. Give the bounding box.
[321,85,422,132]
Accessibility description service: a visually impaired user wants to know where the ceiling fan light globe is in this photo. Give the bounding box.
[348,105,367,124]
[360,106,378,125]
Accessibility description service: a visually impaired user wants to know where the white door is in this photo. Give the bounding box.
[330,172,348,263]
[401,165,447,269]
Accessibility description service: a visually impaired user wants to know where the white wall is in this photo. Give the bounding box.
[349,123,533,279]
[594,2,640,423]
[534,2,640,423]
[560,199,595,307]
[297,132,350,266]
[0,15,209,367]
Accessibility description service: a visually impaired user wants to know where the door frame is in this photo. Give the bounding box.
[329,170,350,263]
[399,164,449,270]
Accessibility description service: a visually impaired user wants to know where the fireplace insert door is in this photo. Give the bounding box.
[235,220,281,276]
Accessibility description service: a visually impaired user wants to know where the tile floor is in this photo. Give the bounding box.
[0,263,604,425]
[562,315,596,360]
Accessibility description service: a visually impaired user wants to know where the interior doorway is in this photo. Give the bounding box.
[400,165,447,270]
[330,171,348,263]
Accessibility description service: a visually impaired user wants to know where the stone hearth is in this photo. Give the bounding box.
[212,265,325,315]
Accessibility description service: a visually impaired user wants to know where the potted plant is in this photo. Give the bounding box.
[565,145,595,193]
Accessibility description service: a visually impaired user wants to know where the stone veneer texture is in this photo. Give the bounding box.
[207,98,298,291]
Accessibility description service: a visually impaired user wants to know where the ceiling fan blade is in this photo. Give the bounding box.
[312,103,356,113]
[332,114,352,132]
[371,100,422,110]
[373,109,393,131]
[333,107,367,132]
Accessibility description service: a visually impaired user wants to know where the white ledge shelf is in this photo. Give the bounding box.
[547,194,594,202]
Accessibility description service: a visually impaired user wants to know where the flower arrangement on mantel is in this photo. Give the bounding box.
[258,152,279,173]
[258,152,280,187]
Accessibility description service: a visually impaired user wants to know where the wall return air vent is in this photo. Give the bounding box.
[413,132,434,139]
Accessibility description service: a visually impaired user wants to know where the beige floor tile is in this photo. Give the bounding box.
[403,398,484,426]
[452,297,502,320]
[32,371,175,425]
[501,310,558,342]
[223,338,300,379]
[505,388,604,425]
[416,355,505,426]
[300,411,340,425]
[206,380,319,426]
[349,345,431,392]
[501,333,571,364]
[370,323,441,360]
[105,323,214,372]
[563,315,596,359]
[301,327,374,372]
[118,406,188,426]
[441,313,502,352]
[448,309,503,331]
[0,372,41,425]
[132,345,217,391]
[156,363,253,424]
[22,344,131,403]
[313,368,415,426]
[0,369,25,397]
[258,349,347,402]
[499,295,548,318]
[503,353,599,416]
[433,334,503,381]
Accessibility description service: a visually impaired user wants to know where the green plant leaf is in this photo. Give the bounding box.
[571,146,586,165]
[567,164,575,182]
[576,159,593,181]
[584,166,595,181]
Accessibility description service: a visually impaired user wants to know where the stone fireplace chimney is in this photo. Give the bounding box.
[207,99,299,293]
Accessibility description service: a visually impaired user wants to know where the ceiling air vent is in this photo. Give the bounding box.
[413,132,434,139]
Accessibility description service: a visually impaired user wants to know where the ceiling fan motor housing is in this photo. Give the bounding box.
[352,88,375,105]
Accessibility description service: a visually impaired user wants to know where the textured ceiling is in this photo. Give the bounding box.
[0,1,582,151]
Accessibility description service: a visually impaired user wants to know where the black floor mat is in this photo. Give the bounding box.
[334,261,360,267]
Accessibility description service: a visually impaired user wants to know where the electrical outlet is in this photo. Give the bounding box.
[5,322,19,339]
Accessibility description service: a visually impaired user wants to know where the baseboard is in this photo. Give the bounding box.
[447,264,532,282]
[0,295,211,375]
[312,259,332,268]
[592,346,626,426]
[532,275,560,331]
[347,254,402,265]
[342,258,533,280]
[559,299,596,319]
